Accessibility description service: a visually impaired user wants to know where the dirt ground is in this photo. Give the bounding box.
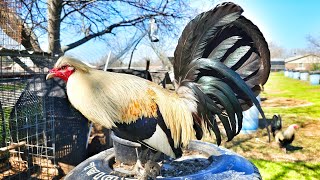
[223,97,320,163]
[260,97,313,108]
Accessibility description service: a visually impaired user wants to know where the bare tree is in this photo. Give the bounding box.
[1,0,192,69]
[14,0,192,63]
[306,35,320,55]
[268,42,287,59]
[149,41,172,69]
[95,30,147,68]
[288,48,312,57]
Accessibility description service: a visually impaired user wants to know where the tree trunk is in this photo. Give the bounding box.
[47,0,63,56]
[21,24,43,52]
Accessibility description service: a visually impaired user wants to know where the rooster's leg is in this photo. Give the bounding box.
[141,151,162,180]
[110,148,161,179]
[282,147,287,154]
[133,147,146,175]
[109,148,145,178]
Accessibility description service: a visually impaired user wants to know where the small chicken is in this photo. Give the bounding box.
[271,114,299,152]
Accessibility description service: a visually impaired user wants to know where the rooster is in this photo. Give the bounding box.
[271,114,299,152]
[46,2,270,178]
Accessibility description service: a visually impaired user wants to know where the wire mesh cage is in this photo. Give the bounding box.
[0,0,22,50]
[0,1,94,179]
[0,54,91,179]
[0,54,59,179]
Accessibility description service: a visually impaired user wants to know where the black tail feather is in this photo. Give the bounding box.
[271,114,282,137]
[202,86,237,137]
[173,2,270,145]
[198,76,243,135]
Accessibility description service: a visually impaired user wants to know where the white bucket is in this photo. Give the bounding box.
[240,95,260,134]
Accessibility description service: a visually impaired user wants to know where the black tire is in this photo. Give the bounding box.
[64,149,117,180]
[65,141,261,180]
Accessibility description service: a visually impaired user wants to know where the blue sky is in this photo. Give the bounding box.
[229,0,320,49]
[63,0,320,63]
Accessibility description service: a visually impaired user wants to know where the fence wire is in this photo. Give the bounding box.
[0,55,57,179]
[1,52,90,179]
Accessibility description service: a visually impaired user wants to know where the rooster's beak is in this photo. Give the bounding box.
[46,73,55,80]
[46,69,56,80]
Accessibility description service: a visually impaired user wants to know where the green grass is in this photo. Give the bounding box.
[251,159,320,180]
[0,82,26,91]
[0,82,26,144]
[248,72,320,180]
[262,72,320,119]
[0,107,11,145]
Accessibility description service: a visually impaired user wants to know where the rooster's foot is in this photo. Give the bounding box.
[280,147,288,153]
[140,160,161,180]
[110,170,135,178]
[110,159,145,178]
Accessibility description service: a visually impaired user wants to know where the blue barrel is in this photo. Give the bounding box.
[300,72,309,81]
[65,140,261,180]
[284,70,289,77]
[288,71,293,78]
[241,96,260,134]
[310,74,320,85]
[293,71,300,79]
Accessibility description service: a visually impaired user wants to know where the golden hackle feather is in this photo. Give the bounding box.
[56,56,196,149]
[151,87,196,147]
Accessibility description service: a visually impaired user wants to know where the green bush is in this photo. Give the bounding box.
[310,63,320,71]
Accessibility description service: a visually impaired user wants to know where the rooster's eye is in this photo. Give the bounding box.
[61,66,67,70]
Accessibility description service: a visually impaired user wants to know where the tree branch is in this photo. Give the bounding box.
[14,0,192,62]
[62,14,156,52]
[61,1,94,22]
[307,35,320,49]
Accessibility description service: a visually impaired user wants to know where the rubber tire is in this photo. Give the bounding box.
[65,140,261,180]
